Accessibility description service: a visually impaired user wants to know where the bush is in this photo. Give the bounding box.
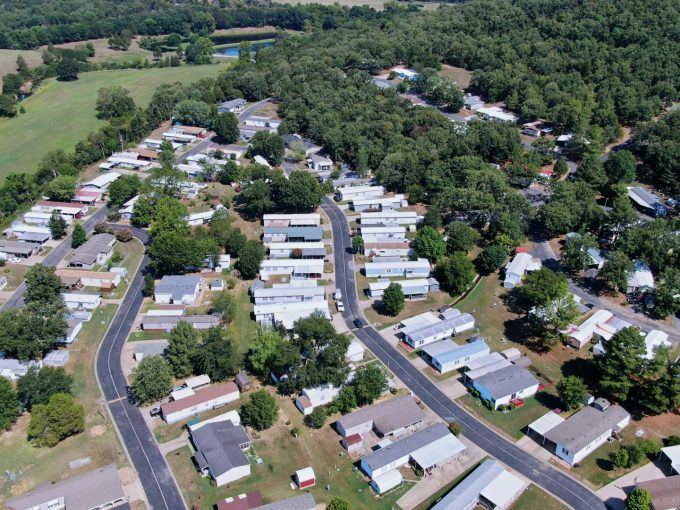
[448,422,462,436]
[305,406,327,429]
[497,404,507,412]
[610,447,630,468]
[508,402,516,411]
[115,229,133,242]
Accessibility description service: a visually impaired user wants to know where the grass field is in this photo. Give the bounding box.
[0,63,229,179]
[511,484,570,510]
[0,304,125,500]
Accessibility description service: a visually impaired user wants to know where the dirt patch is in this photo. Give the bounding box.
[439,64,473,90]
[89,425,106,437]
[634,413,680,441]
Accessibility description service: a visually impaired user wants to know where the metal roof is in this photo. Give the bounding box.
[473,364,539,399]
[543,405,630,452]
[252,494,316,510]
[527,411,565,437]
[405,312,475,344]
[422,339,489,365]
[336,395,424,436]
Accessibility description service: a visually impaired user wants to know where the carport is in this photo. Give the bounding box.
[526,411,565,444]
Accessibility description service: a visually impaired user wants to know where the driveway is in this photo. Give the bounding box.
[596,462,666,510]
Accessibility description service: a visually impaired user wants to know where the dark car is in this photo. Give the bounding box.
[353,318,366,329]
[149,407,161,417]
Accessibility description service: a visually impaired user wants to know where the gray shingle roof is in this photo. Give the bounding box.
[336,395,423,436]
[252,494,316,510]
[70,233,114,266]
[155,275,201,300]
[474,364,539,399]
[191,421,250,477]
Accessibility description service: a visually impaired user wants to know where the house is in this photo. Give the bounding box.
[503,252,542,288]
[132,340,168,362]
[68,233,115,269]
[188,210,215,226]
[477,106,519,123]
[307,153,333,173]
[661,445,680,475]
[248,494,316,510]
[119,195,139,220]
[636,476,680,510]
[562,309,631,349]
[56,269,121,289]
[162,130,196,143]
[393,67,418,80]
[463,357,512,383]
[341,433,364,453]
[221,145,247,160]
[282,134,321,155]
[244,115,281,130]
[367,278,440,300]
[160,382,240,424]
[5,221,52,239]
[262,227,323,244]
[472,364,540,409]
[217,492,263,510]
[351,194,407,212]
[129,147,160,162]
[400,308,475,349]
[430,459,527,510]
[267,241,325,259]
[61,292,102,310]
[360,211,419,227]
[258,259,324,280]
[191,419,251,486]
[540,403,630,465]
[262,214,321,228]
[627,186,667,218]
[71,189,102,205]
[335,395,424,438]
[254,300,331,330]
[155,275,201,305]
[33,201,88,218]
[364,258,431,279]
[463,352,507,372]
[345,340,365,363]
[627,260,656,293]
[0,240,38,259]
[363,241,414,258]
[359,422,466,480]
[218,98,247,113]
[643,330,672,360]
[44,349,69,367]
[359,226,406,240]
[172,125,208,138]
[18,231,50,245]
[5,464,126,510]
[235,372,252,392]
[522,121,553,138]
[80,172,121,192]
[210,279,224,291]
[24,211,72,226]
[0,358,40,380]
[294,467,315,489]
[421,338,490,374]
[102,152,153,171]
[336,185,385,202]
[251,281,325,305]
[464,93,485,111]
[59,319,83,343]
[141,314,219,332]
[295,384,341,415]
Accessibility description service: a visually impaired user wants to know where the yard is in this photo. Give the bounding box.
[227,283,257,354]
[103,238,145,299]
[0,63,230,179]
[167,395,411,510]
[0,263,29,290]
[438,64,473,90]
[0,304,125,500]
[511,484,570,510]
[364,291,455,329]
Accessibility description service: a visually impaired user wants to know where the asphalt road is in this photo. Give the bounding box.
[321,197,606,510]
[95,225,186,510]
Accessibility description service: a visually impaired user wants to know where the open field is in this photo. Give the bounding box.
[439,64,473,89]
[103,238,145,299]
[511,484,570,510]
[0,63,229,179]
[0,263,29,291]
[167,395,410,510]
[0,49,43,79]
[0,304,125,500]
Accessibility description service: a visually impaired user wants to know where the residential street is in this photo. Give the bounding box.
[321,196,606,510]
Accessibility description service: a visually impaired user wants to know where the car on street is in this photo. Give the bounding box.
[353,318,366,329]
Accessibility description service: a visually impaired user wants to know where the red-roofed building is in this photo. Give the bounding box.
[341,433,363,453]
[515,246,528,254]
[216,491,263,510]
[161,383,240,424]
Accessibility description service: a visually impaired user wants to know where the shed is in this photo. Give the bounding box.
[43,349,70,367]
[235,372,252,392]
[295,467,315,489]
[210,279,225,291]
[341,433,363,453]
[370,469,403,495]
[345,340,365,363]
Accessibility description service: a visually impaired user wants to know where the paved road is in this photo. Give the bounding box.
[1,206,109,310]
[95,226,186,510]
[321,197,605,510]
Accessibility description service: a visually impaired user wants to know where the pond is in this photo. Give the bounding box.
[215,41,274,57]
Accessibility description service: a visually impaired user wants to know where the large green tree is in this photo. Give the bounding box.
[28,393,84,447]
[556,376,588,410]
[350,364,387,406]
[131,355,173,405]
[413,226,446,262]
[596,327,646,402]
[108,174,141,207]
[166,321,200,378]
[0,377,20,431]
[381,282,405,316]
[46,175,77,202]
[17,366,73,410]
[214,112,239,143]
[437,253,475,295]
[192,328,242,381]
[240,390,279,431]
[235,240,266,280]
[600,251,634,293]
[249,131,284,165]
[95,86,136,119]
[25,264,62,305]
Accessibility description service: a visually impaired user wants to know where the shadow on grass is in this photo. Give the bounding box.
[535,391,562,409]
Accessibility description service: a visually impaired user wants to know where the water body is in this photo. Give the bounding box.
[215,41,274,57]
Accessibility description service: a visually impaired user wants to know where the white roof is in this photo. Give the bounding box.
[369,278,431,292]
[302,385,340,407]
[464,352,506,371]
[352,194,405,207]
[662,445,680,473]
[360,211,417,220]
[260,259,324,270]
[188,210,214,222]
[83,172,121,189]
[371,469,403,492]
[400,312,440,335]
[61,292,101,303]
[346,340,365,358]
[366,258,430,270]
[171,387,196,401]
[254,300,330,316]
[478,106,519,123]
[268,241,325,251]
[410,433,466,469]
[465,359,512,381]
[506,252,538,276]
[480,470,526,508]
[296,467,315,481]
[263,213,320,224]
[187,409,240,432]
[528,411,565,436]
[360,226,406,235]
[253,155,272,168]
[644,330,671,359]
[337,185,384,195]
[628,260,655,289]
[186,374,211,389]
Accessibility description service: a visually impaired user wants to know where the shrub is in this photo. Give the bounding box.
[497,404,507,412]
[115,229,133,242]
[448,422,462,436]
[610,447,630,468]
[305,406,327,429]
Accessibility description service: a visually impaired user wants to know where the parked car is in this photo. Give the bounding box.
[337,300,345,312]
[150,407,161,417]
[334,288,342,300]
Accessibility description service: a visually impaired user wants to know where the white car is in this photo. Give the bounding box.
[337,300,345,312]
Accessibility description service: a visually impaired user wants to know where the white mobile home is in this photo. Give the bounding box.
[360,211,419,227]
[262,214,321,228]
[267,241,325,259]
[400,308,475,349]
[251,281,325,305]
[23,211,72,226]
[364,258,430,279]
[33,201,88,218]
[336,185,385,202]
[259,259,324,280]
[307,153,333,173]
[503,252,541,288]
[351,195,407,212]
[421,338,490,374]
[253,300,331,330]
[363,241,414,258]
[367,278,439,300]
[358,226,406,240]
[161,382,240,424]
[472,365,540,409]
[61,292,102,311]
[295,384,341,415]
[154,275,201,305]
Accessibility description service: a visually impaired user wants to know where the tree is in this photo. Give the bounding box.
[217,160,241,184]
[172,99,213,128]
[610,448,630,469]
[166,321,200,378]
[352,235,364,254]
[250,131,285,165]
[275,171,323,212]
[305,406,327,429]
[350,364,388,406]
[625,488,652,510]
[654,268,680,318]
[192,328,242,381]
[446,221,480,254]
[46,175,77,202]
[28,393,84,447]
[607,195,638,239]
[95,86,136,119]
[0,95,17,117]
[143,274,155,297]
[327,499,351,510]
[596,327,646,402]
[382,282,405,316]
[108,174,141,207]
[132,195,154,227]
[130,355,173,405]
[235,240,266,280]
[413,226,446,262]
[575,155,608,190]
[437,253,475,295]
[561,233,598,273]
[520,268,569,307]
[148,231,209,276]
[151,196,189,236]
[24,264,62,305]
[212,290,236,322]
[605,150,637,184]
[600,251,634,293]
[248,326,285,375]
[56,58,79,81]
[214,112,239,143]
[2,73,22,96]
[553,158,569,178]
[184,37,214,65]
[238,180,274,218]
[0,377,20,431]
[557,376,587,410]
[71,223,86,248]
[17,366,73,410]
[475,244,508,274]
[240,390,278,431]
[333,386,357,414]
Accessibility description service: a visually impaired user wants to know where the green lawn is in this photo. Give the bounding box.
[0,304,125,500]
[228,285,256,353]
[0,263,29,290]
[104,238,145,299]
[511,484,569,510]
[0,63,229,178]
[128,331,168,341]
